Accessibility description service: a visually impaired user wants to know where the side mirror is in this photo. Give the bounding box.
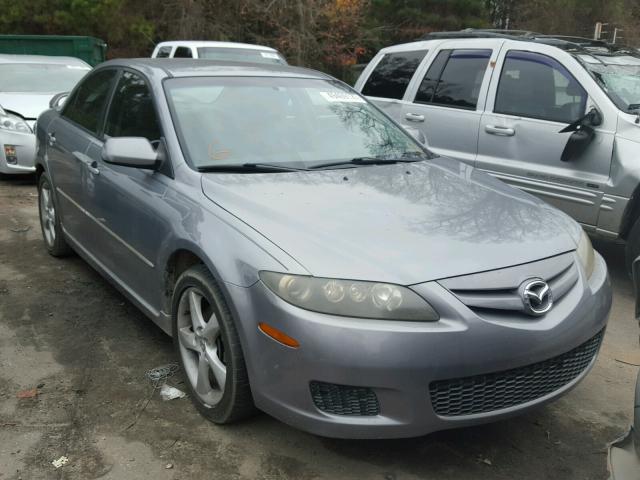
[102,137,159,169]
[561,125,595,162]
[559,108,601,162]
[49,92,69,110]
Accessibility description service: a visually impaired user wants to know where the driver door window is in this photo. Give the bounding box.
[494,51,587,123]
[104,71,162,142]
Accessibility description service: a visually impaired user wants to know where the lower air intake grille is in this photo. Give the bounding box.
[310,381,380,416]
[429,330,604,417]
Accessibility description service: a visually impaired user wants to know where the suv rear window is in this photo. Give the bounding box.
[362,50,427,100]
[415,49,491,109]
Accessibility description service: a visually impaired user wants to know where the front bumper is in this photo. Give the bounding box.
[227,252,611,439]
[0,130,36,174]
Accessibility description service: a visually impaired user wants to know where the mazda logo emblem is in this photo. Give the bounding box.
[519,279,553,316]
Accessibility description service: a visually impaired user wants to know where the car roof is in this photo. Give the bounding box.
[0,54,90,66]
[98,58,332,80]
[155,41,279,52]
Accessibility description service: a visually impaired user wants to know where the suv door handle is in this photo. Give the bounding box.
[405,112,425,123]
[47,133,56,146]
[485,125,515,136]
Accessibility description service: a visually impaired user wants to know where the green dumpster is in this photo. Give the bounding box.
[0,35,107,66]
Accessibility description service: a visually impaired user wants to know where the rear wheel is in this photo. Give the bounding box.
[38,173,72,257]
[172,265,255,424]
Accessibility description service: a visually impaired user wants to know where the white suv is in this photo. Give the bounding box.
[355,30,640,271]
[151,41,287,64]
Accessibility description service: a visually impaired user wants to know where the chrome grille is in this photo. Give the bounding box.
[439,252,578,315]
[310,381,380,416]
[429,330,604,417]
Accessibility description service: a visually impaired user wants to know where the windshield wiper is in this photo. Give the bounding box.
[197,163,307,173]
[309,156,426,170]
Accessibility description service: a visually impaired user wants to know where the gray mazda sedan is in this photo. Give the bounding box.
[35,59,612,439]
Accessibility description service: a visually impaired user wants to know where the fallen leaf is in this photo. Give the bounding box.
[16,388,38,399]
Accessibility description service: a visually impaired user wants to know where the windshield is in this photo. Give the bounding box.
[197,47,286,65]
[579,54,640,112]
[0,63,90,93]
[164,77,429,170]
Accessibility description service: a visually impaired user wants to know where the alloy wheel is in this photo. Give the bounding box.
[177,287,227,406]
[40,182,56,247]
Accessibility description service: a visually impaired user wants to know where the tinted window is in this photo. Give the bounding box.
[104,71,162,141]
[495,51,587,123]
[156,46,172,58]
[415,49,491,109]
[63,69,118,134]
[174,47,193,58]
[362,50,427,100]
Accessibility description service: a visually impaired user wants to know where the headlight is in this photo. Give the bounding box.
[0,111,31,133]
[576,230,595,279]
[260,272,439,321]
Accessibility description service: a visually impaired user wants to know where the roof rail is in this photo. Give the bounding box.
[418,29,638,56]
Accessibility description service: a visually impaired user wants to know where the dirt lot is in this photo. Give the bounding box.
[0,174,638,480]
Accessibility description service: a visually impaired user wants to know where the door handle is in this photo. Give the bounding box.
[405,112,425,123]
[485,125,515,136]
[47,132,56,146]
[87,161,100,175]
[72,152,100,175]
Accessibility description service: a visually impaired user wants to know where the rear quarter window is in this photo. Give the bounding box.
[361,50,427,100]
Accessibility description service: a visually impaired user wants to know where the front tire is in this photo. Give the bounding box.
[172,265,255,424]
[38,172,72,257]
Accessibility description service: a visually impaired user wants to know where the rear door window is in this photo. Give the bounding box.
[174,47,193,58]
[414,49,492,110]
[361,50,427,100]
[494,50,587,123]
[62,69,118,135]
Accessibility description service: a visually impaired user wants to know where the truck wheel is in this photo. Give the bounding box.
[625,217,640,276]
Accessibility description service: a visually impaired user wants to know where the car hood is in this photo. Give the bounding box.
[0,93,53,120]
[201,159,581,285]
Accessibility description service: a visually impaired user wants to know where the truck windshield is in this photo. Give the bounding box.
[579,54,640,112]
[197,47,287,65]
[0,63,90,93]
[164,76,429,171]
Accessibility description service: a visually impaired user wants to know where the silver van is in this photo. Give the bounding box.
[355,30,640,271]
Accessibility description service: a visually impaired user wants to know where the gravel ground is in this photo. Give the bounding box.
[0,174,638,480]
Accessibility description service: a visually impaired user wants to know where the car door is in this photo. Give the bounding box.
[81,69,173,310]
[359,48,429,128]
[399,40,502,166]
[476,42,615,227]
[47,68,118,247]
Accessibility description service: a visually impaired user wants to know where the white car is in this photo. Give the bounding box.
[151,41,287,65]
[0,54,90,175]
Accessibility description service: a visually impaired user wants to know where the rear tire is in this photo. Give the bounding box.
[38,172,72,257]
[171,264,256,424]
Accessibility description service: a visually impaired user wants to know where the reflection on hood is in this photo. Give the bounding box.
[202,157,581,284]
